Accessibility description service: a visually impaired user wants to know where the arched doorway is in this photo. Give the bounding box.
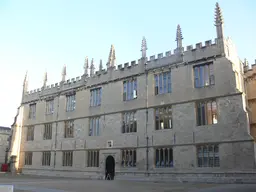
[105,155,115,180]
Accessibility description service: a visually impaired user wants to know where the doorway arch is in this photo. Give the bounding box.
[105,155,115,180]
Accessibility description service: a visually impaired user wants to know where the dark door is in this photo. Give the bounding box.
[105,155,115,180]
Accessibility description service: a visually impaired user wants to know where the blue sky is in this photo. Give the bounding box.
[0,0,255,127]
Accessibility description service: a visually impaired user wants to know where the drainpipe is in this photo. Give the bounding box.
[53,93,60,168]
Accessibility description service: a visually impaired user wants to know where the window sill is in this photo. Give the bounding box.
[194,84,215,89]
[196,123,218,128]
[155,92,172,96]
[123,98,137,102]
[153,129,173,133]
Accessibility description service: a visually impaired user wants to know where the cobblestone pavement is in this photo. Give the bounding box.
[0,173,256,192]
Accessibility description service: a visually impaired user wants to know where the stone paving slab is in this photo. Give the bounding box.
[0,174,255,192]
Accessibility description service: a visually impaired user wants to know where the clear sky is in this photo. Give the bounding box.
[0,0,255,127]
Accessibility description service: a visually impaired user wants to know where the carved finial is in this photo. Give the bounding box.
[107,44,116,68]
[62,64,66,82]
[23,71,28,92]
[84,56,89,75]
[90,58,95,76]
[99,59,103,71]
[244,58,248,67]
[176,24,183,48]
[214,3,224,39]
[215,2,224,26]
[141,36,148,58]
[43,71,47,87]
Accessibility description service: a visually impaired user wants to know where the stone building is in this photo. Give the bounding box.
[244,60,256,141]
[9,3,256,182]
[0,126,11,165]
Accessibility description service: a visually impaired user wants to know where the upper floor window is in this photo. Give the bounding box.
[43,123,52,140]
[121,149,136,167]
[26,126,34,141]
[87,150,99,167]
[122,111,137,133]
[154,71,171,95]
[155,147,173,168]
[194,63,214,88]
[29,103,36,119]
[197,145,220,167]
[64,120,74,138]
[45,99,54,115]
[196,100,217,126]
[155,106,172,130]
[89,117,100,136]
[123,79,137,101]
[90,88,102,107]
[66,94,76,112]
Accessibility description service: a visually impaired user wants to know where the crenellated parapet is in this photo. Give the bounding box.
[244,60,256,80]
[22,2,227,104]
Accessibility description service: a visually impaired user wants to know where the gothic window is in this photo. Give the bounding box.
[24,152,33,165]
[122,111,137,133]
[89,117,100,136]
[197,145,220,167]
[62,151,73,167]
[64,120,74,138]
[154,71,171,95]
[43,123,52,140]
[45,99,54,115]
[155,106,172,130]
[121,149,136,167]
[66,94,76,112]
[26,126,34,141]
[155,147,173,168]
[87,150,99,167]
[90,88,102,107]
[194,63,214,88]
[123,79,137,101]
[196,100,218,126]
[29,103,36,119]
[42,151,51,166]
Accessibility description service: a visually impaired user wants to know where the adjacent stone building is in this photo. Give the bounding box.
[244,60,256,141]
[10,3,256,182]
[0,126,11,165]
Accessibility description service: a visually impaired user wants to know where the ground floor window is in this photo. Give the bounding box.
[87,150,99,167]
[62,151,73,167]
[42,151,51,166]
[121,149,136,167]
[197,144,220,167]
[155,147,173,168]
[24,152,33,165]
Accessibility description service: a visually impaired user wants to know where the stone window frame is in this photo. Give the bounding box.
[154,147,173,168]
[62,151,73,167]
[28,103,36,119]
[195,99,218,126]
[26,126,34,141]
[121,149,136,168]
[193,62,214,88]
[43,123,52,140]
[90,87,102,107]
[197,144,220,167]
[66,94,76,112]
[122,111,137,133]
[64,120,74,138]
[42,151,51,166]
[154,71,172,95]
[87,150,99,167]
[89,116,100,136]
[24,151,33,165]
[123,78,137,101]
[45,99,54,115]
[154,105,172,130]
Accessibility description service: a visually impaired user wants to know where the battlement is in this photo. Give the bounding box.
[23,36,223,104]
[244,59,256,77]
